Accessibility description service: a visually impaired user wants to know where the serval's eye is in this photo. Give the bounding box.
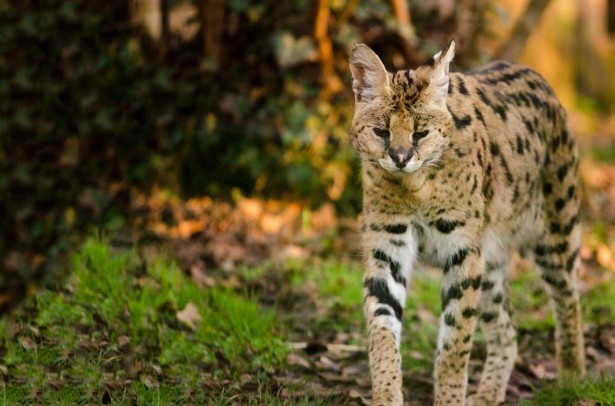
[413,130,429,141]
[373,128,390,139]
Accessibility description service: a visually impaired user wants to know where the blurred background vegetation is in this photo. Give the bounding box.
[1,0,614,312]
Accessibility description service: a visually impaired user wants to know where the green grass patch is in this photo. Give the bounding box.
[522,375,615,405]
[509,269,555,331]
[0,238,287,403]
[289,257,364,333]
[403,269,441,372]
[583,280,615,324]
[510,266,615,329]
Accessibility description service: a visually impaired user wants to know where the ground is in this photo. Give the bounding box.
[1,143,615,404]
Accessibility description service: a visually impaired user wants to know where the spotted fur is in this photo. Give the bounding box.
[349,41,585,405]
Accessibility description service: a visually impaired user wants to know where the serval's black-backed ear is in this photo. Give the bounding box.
[421,40,456,109]
[349,44,390,103]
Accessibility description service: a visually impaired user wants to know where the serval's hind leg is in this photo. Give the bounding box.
[467,260,516,405]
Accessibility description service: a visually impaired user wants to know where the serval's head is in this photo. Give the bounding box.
[349,41,455,174]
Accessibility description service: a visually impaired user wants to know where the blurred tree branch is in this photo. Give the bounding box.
[385,0,419,67]
[314,0,342,100]
[337,0,360,27]
[389,0,417,50]
[497,0,552,60]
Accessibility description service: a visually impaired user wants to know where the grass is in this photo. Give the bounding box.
[403,269,441,372]
[523,375,615,405]
[509,268,555,331]
[583,280,615,324]
[0,238,288,404]
[510,264,615,329]
[2,237,614,404]
[288,257,364,333]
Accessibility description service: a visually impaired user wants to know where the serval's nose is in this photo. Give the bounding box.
[389,148,412,168]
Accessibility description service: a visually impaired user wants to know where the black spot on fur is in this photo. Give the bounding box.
[516,135,524,155]
[474,107,486,127]
[566,249,579,272]
[457,77,469,95]
[451,248,469,266]
[541,274,567,289]
[468,176,478,195]
[557,164,569,182]
[493,104,507,120]
[383,224,407,234]
[480,312,497,323]
[543,182,553,195]
[441,285,463,309]
[462,307,477,318]
[449,109,473,129]
[563,215,578,234]
[374,308,392,317]
[500,155,514,184]
[390,239,405,247]
[481,280,495,291]
[444,312,457,327]
[555,198,566,211]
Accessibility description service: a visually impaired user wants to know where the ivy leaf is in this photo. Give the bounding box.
[271,31,317,68]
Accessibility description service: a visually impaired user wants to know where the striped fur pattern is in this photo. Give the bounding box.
[349,41,585,405]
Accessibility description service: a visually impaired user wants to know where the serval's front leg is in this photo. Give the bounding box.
[435,245,484,405]
[362,217,417,406]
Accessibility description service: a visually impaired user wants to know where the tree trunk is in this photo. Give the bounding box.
[389,0,416,46]
[197,0,225,70]
[130,0,163,41]
[497,0,552,60]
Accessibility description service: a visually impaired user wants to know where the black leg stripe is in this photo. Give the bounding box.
[374,308,392,317]
[364,278,403,321]
[372,249,406,286]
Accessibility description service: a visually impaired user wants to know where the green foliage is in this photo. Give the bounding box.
[0,238,287,403]
[1,0,505,292]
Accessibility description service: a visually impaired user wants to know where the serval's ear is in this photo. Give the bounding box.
[349,44,390,103]
[420,40,455,109]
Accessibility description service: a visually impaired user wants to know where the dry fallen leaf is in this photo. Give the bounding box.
[118,335,130,347]
[141,374,159,389]
[19,336,37,351]
[176,301,202,330]
[527,363,555,380]
[316,355,340,371]
[349,388,372,405]
[287,353,311,369]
